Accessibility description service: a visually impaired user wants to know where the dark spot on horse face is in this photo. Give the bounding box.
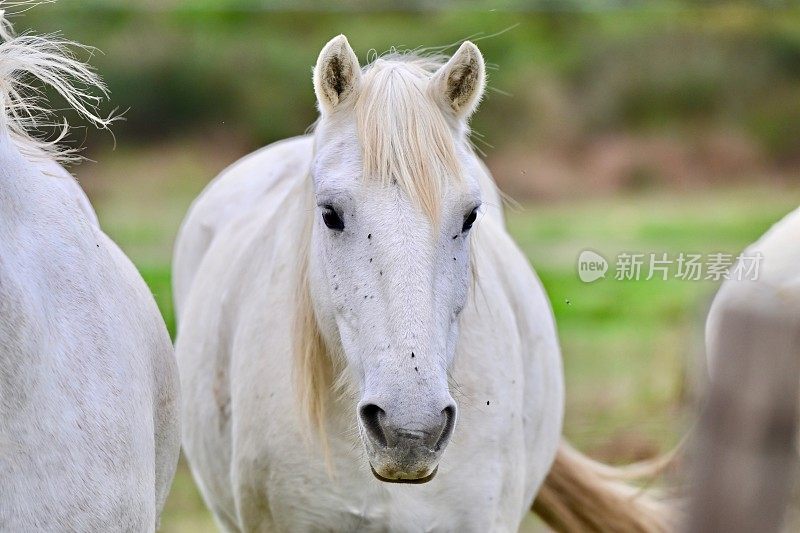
[369,258,373,263]
[414,367,419,372]
[486,401,490,406]
[411,352,415,358]
[453,257,457,261]
[334,285,338,291]
[452,235,458,240]
[379,270,383,276]
[368,233,372,240]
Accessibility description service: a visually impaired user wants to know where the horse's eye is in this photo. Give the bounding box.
[462,207,478,232]
[322,206,345,231]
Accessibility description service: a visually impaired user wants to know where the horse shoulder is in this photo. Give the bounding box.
[471,217,565,502]
[175,184,308,528]
[173,135,313,317]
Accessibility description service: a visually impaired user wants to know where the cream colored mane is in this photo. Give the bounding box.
[355,54,464,222]
[0,5,113,163]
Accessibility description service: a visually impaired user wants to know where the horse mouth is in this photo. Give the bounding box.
[370,465,438,484]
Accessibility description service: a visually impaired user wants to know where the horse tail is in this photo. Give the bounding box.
[0,2,113,162]
[532,440,677,532]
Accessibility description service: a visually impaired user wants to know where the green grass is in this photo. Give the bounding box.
[76,145,799,530]
[506,188,799,457]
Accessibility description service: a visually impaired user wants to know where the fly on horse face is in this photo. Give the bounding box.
[174,35,669,531]
[0,8,180,531]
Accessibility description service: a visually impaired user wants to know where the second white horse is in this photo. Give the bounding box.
[0,10,180,531]
[175,36,667,531]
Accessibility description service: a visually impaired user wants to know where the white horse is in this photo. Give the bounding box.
[174,36,667,531]
[0,10,180,531]
[706,207,800,365]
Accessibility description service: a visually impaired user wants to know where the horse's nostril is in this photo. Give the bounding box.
[435,404,457,451]
[360,401,457,452]
[359,403,388,448]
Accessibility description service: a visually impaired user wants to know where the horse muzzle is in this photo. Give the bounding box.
[358,400,456,484]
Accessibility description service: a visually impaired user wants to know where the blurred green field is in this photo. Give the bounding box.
[72,143,799,531]
[20,3,800,202]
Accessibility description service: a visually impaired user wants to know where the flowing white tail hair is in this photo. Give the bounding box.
[0,2,114,162]
[533,440,679,532]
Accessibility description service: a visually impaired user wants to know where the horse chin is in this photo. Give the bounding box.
[369,464,438,484]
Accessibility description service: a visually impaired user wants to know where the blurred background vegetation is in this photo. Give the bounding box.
[11,1,800,530]
[21,0,800,196]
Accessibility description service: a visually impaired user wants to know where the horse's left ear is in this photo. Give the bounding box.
[313,34,361,115]
[431,41,486,120]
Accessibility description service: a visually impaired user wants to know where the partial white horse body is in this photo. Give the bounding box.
[706,207,800,366]
[175,36,667,532]
[0,11,180,531]
[42,156,101,227]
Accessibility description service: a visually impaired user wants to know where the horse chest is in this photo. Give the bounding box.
[267,476,496,532]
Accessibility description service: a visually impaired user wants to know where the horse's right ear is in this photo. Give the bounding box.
[313,35,361,115]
